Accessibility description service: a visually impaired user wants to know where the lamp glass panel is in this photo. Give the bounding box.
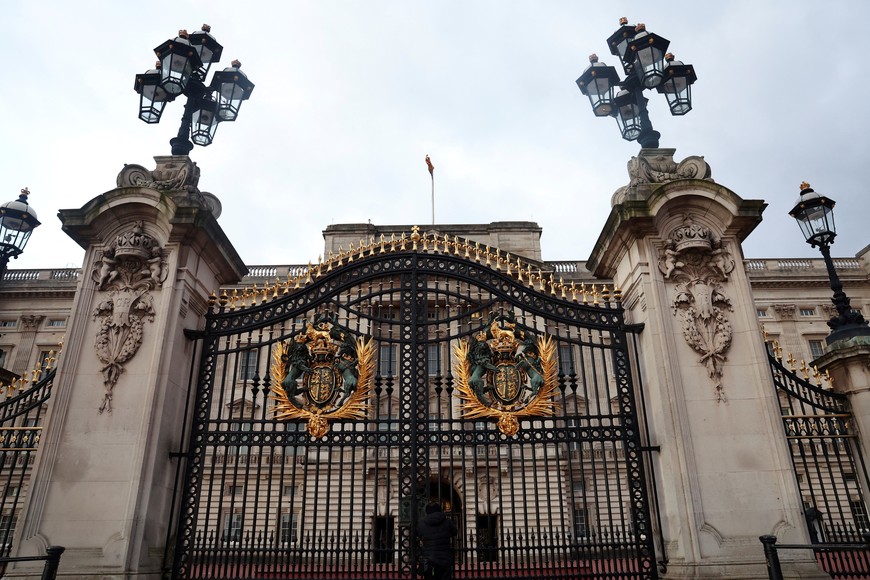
[616,102,641,141]
[635,45,665,88]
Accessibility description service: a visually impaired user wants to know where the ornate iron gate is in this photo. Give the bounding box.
[765,335,870,577]
[0,355,57,559]
[169,232,657,579]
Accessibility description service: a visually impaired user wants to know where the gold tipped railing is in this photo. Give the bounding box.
[211,227,620,312]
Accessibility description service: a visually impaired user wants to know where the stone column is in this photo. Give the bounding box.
[8,157,246,579]
[587,149,826,578]
[814,336,870,478]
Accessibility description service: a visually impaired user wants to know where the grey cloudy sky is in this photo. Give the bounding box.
[2,1,868,270]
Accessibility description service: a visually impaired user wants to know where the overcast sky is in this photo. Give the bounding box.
[2,1,868,270]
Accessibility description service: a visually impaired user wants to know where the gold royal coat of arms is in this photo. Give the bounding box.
[453,313,559,436]
[271,313,375,438]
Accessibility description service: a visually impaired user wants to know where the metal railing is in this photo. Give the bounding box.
[760,534,870,580]
[0,545,64,580]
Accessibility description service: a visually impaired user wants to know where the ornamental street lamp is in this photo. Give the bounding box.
[789,182,870,344]
[576,18,697,148]
[0,188,40,280]
[134,25,255,155]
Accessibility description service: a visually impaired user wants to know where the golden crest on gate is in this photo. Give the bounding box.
[271,313,375,438]
[452,313,559,436]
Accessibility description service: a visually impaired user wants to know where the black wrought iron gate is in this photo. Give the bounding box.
[168,234,657,579]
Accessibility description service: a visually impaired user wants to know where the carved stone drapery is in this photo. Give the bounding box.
[91,221,166,413]
[659,215,735,402]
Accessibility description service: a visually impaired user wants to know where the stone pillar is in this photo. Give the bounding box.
[587,149,826,578]
[8,157,246,578]
[814,336,870,477]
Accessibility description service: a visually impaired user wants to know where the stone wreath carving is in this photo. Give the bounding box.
[91,221,167,413]
[659,215,735,402]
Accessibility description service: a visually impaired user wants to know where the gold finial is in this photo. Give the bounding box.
[824,369,834,388]
[799,360,810,380]
[219,290,229,307]
[368,237,377,257]
[305,263,312,284]
[786,353,797,370]
[422,232,430,251]
[800,181,811,191]
[400,233,407,251]
[208,292,217,308]
[20,186,30,198]
[411,225,421,242]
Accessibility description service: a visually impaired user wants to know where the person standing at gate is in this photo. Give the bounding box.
[418,502,458,579]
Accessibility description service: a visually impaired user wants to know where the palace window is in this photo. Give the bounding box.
[225,485,244,496]
[47,319,66,327]
[0,349,6,369]
[850,500,870,531]
[280,512,300,544]
[0,514,16,547]
[558,344,575,376]
[222,512,242,543]
[37,350,53,372]
[757,308,769,318]
[379,344,396,377]
[0,321,16,328]
[573,508,589,538]
[228,422,251,456]
[808,340,825,359]
[800,308,816,317]
[427,344,441,376]
[239,349,258,381]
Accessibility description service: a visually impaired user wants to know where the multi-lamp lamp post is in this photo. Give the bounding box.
[575,18,697,148]
[789,183,869,344]
[134,25,255,155]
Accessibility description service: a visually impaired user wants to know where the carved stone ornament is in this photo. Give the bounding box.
[611,148,713,207]
[116,156,222,219]
[774,304,796,320]
[91,221,166,413]
[658,215,735,402]
[19,314,44,330]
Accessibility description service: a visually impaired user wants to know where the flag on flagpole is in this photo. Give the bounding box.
[425,154,434,176]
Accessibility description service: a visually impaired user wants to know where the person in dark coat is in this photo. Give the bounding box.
[418,502,458,579]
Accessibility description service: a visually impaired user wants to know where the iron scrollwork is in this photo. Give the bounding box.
[452,313,559,436]
[271,313,375,438]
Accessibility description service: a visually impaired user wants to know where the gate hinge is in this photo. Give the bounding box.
[639,445,661,453]
[184,328,206,340]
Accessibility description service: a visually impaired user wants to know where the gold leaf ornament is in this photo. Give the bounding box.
[452,333,560,436]
[270,336,375,438]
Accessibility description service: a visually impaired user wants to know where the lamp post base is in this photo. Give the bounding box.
[170,137,194,156]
